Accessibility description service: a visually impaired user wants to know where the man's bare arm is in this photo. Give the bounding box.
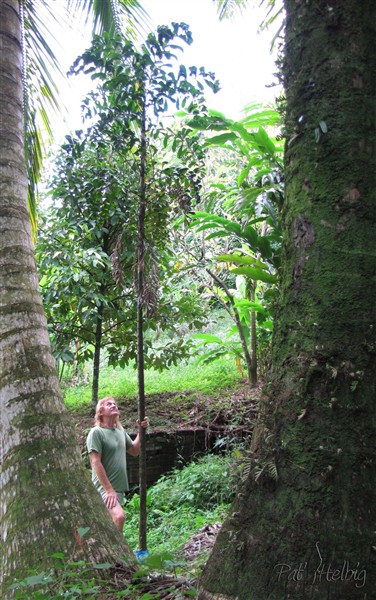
[127,417,149,457]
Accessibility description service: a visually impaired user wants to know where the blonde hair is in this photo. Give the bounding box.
[94,396,122,429]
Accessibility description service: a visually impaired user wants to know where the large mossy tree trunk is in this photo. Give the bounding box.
[0,2,134,596]
[198,1,376,599]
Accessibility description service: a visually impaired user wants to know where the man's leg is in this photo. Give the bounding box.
[108,502,125,532]
[100,491,126,532]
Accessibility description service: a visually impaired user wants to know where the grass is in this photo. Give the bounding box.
[63,354,243,410]
[62,308,247,410]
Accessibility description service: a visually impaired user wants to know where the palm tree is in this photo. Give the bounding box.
[0,1,146,595]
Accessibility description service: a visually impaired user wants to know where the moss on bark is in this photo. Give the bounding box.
[198,1,376,598]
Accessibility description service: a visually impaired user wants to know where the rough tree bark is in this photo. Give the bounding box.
[0,2,134,596]
[198,0,376,598]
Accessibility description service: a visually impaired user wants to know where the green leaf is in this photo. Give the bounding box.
[186,116,211,130]
[195,223,219,232]
[192,333,223,344]
[233,298,266,313]
[77,527,90,538]
[24,573,49,587]
[205,230,232,240]
[231,266,277,284]
[143,551,175,570]
[319,120,328,133]
[252,127,276,156]
[194,215,243,236]
[204,132,238,146]
[240,104,280,128]
[217,253,269,270]
[242,225,258,246]
[208,108,229,120]
[237,165,251,186]
[256,235,272,258]
[179,65,187,79]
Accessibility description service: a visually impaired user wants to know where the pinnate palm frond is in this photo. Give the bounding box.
[22,0,66,236]
[67,0,149,37]
[258,0,285,49]
[25,111,43,235]
[215,0,248,21]
[213,0,285,49]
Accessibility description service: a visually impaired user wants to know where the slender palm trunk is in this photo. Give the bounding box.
[0,2,133,595]
[137,92,147,552]
[92,303,104,406]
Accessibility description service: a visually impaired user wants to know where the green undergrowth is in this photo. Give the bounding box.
[123,453,241,568]
[9,453,242,598]
[64,355,242,410]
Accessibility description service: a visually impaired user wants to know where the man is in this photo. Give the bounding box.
[86,396,149,531]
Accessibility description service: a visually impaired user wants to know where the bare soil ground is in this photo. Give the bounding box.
[71,378,262,450]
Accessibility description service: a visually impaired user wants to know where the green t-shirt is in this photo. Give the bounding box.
[86,426,133,493]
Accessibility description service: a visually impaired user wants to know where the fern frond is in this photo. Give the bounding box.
[253,458,278,482]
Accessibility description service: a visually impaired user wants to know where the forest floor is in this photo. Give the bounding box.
[68,379,262,598]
